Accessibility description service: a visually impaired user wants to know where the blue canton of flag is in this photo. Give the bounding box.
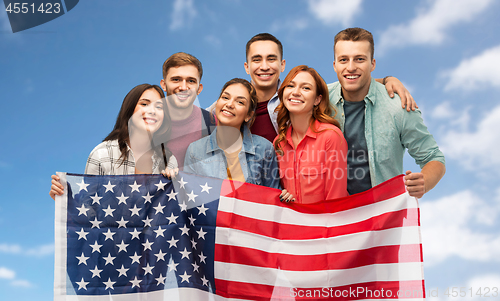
[55,172,223,298]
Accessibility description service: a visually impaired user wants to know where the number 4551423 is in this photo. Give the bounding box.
[5,3,61,14]
[444,287,498,298]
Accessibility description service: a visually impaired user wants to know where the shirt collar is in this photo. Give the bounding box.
[364,78,378,105]
[285,120,320,147]
[207,125,256,155]
[333,77,378,105]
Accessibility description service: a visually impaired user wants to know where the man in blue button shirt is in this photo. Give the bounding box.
[328,27,446,198]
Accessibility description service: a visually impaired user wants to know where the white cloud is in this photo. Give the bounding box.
[0,244,22,254]
[378,0,493,53]
[433,274,500,301]
[11,279,33,288]
[431,101,454,119]
[420,190,500,267]
[440,105,500,172]
[430,101,471,133]
[25,244,55,257]
[0,267,15,279]
[0,267,33,289]
[442,45,500,91]
[0,243,54,257]
[169,0,197,31]
[467,274,500,296]
[307,0,362,26]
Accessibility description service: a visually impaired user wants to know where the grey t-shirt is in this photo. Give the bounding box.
[343,100,372,194]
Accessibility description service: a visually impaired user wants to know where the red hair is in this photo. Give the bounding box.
[274,65,340,155]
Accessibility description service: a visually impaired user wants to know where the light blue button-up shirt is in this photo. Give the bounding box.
[328,78,445,187]
[183,125,280,189]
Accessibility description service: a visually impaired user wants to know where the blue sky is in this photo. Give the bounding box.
[1,0,500,300]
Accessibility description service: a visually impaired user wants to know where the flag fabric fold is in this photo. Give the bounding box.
[54,172,425,300]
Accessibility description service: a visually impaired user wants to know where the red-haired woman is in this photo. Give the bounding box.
[274,65,348,204]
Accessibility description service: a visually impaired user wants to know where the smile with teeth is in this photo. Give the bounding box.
[221,109,235,116]
[257,74,273,79]
[288,98,303,104]
[143,118,157,124]
[175,92,191,100]
[345,75,360,79]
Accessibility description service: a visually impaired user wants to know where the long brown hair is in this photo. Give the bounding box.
[104,84,172,167]
[274,65,340,155]
[213,78,258,130]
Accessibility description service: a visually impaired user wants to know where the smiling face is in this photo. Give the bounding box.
[333,40,376,102]
[160,65,203,110]
[130,88,164,134]
[215,83,254,129]
[244,40,286,93]
[282,71,321,117]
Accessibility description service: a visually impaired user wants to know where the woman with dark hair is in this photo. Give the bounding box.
[184,78,279,188]
[49,84,178,199]
[274,65,348,203]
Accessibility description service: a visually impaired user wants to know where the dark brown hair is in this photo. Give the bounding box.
[104,84,172,167]
[215,78,258,130]
[246,33,283,61]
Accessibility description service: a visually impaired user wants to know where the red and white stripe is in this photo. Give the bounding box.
[214,175,425,300]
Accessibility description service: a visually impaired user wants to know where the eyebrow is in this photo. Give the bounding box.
[139,98,163,103]
[222,92,248,101]
[170,76,198,82]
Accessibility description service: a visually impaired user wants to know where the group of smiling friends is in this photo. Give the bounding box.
[50,27,445,205]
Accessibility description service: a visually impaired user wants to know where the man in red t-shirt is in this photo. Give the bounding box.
[160,52,215,169]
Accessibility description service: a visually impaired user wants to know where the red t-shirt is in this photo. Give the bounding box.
[250,100,278,142]
[166,106,203,169]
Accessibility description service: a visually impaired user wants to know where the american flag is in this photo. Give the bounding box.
[54,172,425,300]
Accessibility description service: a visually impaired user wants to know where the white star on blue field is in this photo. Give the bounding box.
[1,1,500,300]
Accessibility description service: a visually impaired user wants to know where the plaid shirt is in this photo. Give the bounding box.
[84,140,178,175]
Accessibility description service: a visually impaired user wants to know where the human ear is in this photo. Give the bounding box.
[314,94,322,107]
[245,111,254,123]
